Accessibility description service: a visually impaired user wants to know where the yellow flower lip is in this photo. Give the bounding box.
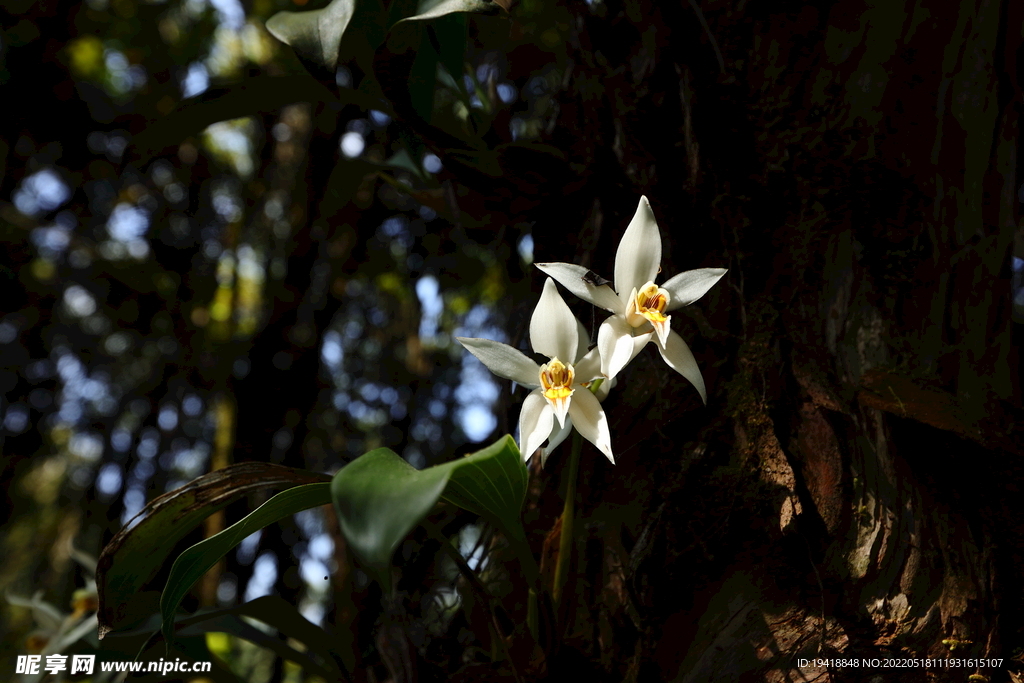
[539,358,575,402]
[635,281,670,323]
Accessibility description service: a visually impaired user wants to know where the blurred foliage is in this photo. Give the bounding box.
[0,0,548,677]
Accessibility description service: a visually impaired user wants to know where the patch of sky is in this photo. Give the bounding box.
[244,552,277,601]
[181,62,209,98]
[236,530,262,565]
[131,460,155,483]
[63,285,97,318]
[217,575,237,604]
[497,83,517,103]
[106,203,150,258]
[31,212,75,259]
[14,168,71,217]
[182,394,203,417]
[322,330,344,371]
[300,601,326,627]
[476,63,498,83]
[121,485,146,525]
[96,463,123,498]
[340,131,365,158]
[453,305,505,442]
[332,391,350,410]
[208,0,245,29]
[404,445,425,469]
[518,233,534,265]
[0,321,17,344]
[104,49,146,94]
[416,275,443,342]
[69,432,104,462]
[3,404,29,433]
[335,66,352,88]
[111,428,132,453]
[173,448,205,478]
[381,215,407,237]
[459,524,487,572]
[212,185,243,223]
[423,153,443,174]
[137,430,159,460]
[359,382,381,403]
[158,404,179,431]
[308,533,334,562]
[300,557,331,590]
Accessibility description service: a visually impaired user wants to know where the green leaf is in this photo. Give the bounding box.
[440,435,528,542]
[407,36,441,122]
[331,435,529,592]
[96,463,330,638]
[396,0,498,27]
[160,483,333,644]
[331,448,452,577]
[432,14,468,93]
[387,0,499,53]
[266,0,358,74]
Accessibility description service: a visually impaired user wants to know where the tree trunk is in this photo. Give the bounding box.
[520,0,1023,680]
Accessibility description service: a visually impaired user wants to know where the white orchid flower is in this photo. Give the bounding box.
[457,278,614,463]
[536,196,726,403]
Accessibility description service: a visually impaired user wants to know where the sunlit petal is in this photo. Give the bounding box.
[657,330,707,404]
[519,389,554,461]
[535,262,623,314]
[540,414,573,467]
[574,346,603,382]
[614,196,661,305]
[651,316,672,348]
[530,278,578,362]
[567,389,614,463]
[597,316,637,379]
[662,268,728,312]
[457,337,539,386]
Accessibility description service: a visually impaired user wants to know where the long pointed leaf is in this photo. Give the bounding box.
[97,463,329,638]
[160,483,332,643]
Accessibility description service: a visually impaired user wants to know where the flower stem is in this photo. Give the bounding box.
[552,430,583,608]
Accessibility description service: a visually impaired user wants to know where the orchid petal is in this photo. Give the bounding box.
[547,389,572,429]
[519,389,554,461]
[597,317,652,379]
[534,262,623,314]
[530,278,578,362]
[657,329,707,404]
[597,316,637,380]
[614,196,661,305]
[540,415,573,467]
[651,315,672,348]
[574,346,603,383]
[662,268,728,312]
[567,389,614,463]
[457,337,540,386]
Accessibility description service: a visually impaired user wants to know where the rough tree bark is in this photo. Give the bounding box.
[506,0,1024,681]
